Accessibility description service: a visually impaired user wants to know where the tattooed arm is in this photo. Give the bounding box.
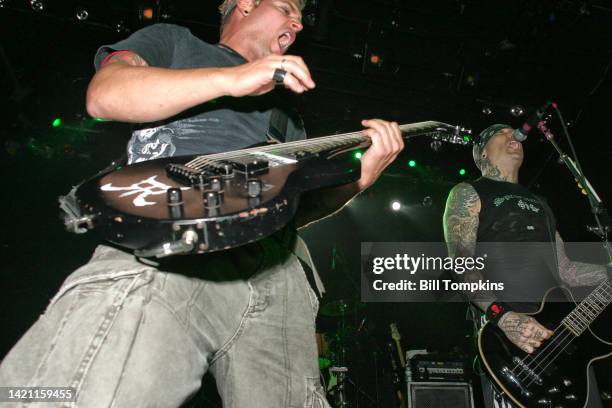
[443,182,493,310]
[555,231,607,287]
[443,182,553,353]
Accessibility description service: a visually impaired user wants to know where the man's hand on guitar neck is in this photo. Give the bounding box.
[358,119,404,190]
[295,119,403,228]
[497,312,554,354]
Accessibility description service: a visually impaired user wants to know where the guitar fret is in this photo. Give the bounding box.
[579,303,597,321]
[565,315,582,334]
[570,313,587,333]
[564,279,611,337]
[587,300,603,314]
[593,292,607,306]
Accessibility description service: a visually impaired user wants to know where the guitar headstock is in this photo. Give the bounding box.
[399,121,473,146]
[390,323,401,341]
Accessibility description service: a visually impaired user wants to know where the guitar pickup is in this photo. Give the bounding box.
[166,163,207,187]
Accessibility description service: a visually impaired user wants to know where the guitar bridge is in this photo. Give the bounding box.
[166,163,208,187]
[512,356,543,386]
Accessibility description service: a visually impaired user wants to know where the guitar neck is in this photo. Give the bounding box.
[562,278,611,336]
[394,338,406,368]
[185,121,468,168]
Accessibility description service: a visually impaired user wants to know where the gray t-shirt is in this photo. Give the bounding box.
[94,23,305,164]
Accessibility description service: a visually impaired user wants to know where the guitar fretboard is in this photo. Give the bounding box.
[562,279,611,336]
[184,121,465,170]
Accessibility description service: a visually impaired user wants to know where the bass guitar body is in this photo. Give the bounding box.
[478,286,611,408]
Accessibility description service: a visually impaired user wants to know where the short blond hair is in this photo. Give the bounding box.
[219,0,306,31]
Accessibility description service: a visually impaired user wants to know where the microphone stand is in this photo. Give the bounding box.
[537,121,612,275]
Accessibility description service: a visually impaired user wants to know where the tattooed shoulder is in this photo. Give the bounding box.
[445,182,480,218]
[443,182,481,256]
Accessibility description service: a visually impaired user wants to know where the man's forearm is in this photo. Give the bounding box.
[559,259,607,287]
[295,181,361,229]
[86,64,229,123]
[555,232,608,287]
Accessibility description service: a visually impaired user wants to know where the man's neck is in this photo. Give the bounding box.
[480,160,519,183]
[219,31,254,61]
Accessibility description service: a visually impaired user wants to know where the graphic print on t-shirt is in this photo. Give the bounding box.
[128,126,177,163]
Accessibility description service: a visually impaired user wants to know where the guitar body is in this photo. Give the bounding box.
[478,286,611,408]
[75,146,361,256]
[65,121,469,256]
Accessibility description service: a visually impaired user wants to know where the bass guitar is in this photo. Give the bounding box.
[478,280,611,407]
[62,121,469,257]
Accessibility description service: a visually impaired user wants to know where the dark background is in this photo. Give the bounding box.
[1,0,610,406]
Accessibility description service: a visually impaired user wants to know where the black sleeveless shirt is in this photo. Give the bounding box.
[468,177,562,310]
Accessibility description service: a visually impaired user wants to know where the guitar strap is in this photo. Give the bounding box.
[267,102,325,299]
[267,107,289,143]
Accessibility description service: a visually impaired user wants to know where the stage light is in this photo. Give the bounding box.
[30,0,44,12]
[391,201,401,211]
[459,168,466,176]
[0,0,7,9]
[510,105,525,117]
[116,20,128,33]
[370,54,381,65]
[142,7,154,20]
[94,117,104,122]
[52,118,63,128]
[408,160,416,168]
[353,151,362,160]
[76,7,89,21]
[482,106,493,116]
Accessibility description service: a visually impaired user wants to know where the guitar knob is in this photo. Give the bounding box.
[247,179,262,198]
[219,163,234,178]
[167,188,183,204]
[167,188,184,219]
[209,177,222,191]
[204,190,220,208]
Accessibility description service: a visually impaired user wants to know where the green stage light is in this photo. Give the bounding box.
[94,117,104,122]
[408,160,416,168]
[52,118,63,128]
[459,168,466,176]
[354,151,363,160]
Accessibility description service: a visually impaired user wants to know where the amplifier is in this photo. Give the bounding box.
[406,381,474,408]
[408,354,468,382]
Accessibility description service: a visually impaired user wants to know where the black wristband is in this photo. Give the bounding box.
[485,302,513,325]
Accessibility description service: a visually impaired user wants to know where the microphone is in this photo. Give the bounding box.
[512,101,555,142]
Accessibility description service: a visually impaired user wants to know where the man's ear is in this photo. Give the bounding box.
[236,0,257,16]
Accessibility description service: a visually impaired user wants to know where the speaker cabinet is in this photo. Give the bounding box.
[407,381,474,408]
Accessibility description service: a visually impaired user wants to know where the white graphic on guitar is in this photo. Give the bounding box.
[101,176,190,207]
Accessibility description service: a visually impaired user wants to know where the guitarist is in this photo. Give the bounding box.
[0,1,404,407]
[443,124,607,407]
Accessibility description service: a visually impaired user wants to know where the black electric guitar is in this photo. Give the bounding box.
[478,280,611,407]
[63,121,469,257]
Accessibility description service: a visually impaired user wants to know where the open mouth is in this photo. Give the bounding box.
[508,140,521,150]
[278,32,293,52]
